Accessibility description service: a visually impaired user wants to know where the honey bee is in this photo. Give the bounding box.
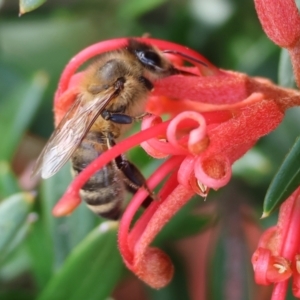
[32,39,201,219]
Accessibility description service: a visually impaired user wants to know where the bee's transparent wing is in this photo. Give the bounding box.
[32,91,117,179]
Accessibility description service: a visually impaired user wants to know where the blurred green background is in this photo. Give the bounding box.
[0,0,299,299]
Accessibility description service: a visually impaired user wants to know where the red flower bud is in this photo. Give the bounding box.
[254,0,300,48]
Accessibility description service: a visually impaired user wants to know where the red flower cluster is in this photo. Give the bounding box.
[251,0,300,299]
[48,33,300,291]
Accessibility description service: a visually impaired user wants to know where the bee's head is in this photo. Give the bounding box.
[127,39,207,79]
[127,39,178,78]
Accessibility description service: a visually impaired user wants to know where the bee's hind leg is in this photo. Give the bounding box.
[107,133,154,208]
[118,159,154,208]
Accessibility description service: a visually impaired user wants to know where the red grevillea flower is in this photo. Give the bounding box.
[49,37,300,288]
[252,1,300,299]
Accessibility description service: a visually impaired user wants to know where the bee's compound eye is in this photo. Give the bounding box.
[137,50,162,69]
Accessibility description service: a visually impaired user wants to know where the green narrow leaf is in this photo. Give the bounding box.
[38,222,124,300]
[66,204,98,249]
[19,0,47,15]
[0,161,20,200]
[26,214,54,290]
[0,72,48,161]
[39,163,75,269]
[0,246,32,283]
[39,163,98,269]
[263,137,300,216]
[278,48,296,88]
[0,192,35,258]
[2,217,35,260]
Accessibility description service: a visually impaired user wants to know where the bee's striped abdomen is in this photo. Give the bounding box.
[71,131,125,220]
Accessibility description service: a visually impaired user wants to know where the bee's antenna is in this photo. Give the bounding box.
[163,50,208,67]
